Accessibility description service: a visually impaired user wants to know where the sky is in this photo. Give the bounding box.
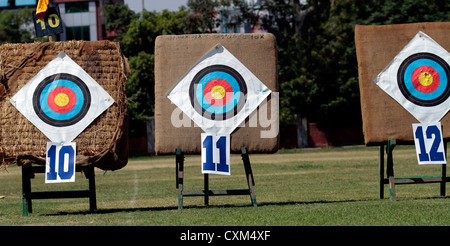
[124,0,188,13]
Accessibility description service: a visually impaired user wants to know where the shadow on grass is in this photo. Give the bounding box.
[42,199,367,216]
[40,194,449,216]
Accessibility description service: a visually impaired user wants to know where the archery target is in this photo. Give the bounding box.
[33,73,91,127]
[190,64,247,121]
[397,52,450,107]
[167,44,271,135]
[375,31,450,123]
[10,52,114,143]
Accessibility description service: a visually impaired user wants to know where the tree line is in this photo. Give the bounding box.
[106,0,450,132]
[1,1,450,132]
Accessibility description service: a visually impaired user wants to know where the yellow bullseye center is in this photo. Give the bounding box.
[54,93,70,107]
[211,86,226,100]
[419,72,433,86]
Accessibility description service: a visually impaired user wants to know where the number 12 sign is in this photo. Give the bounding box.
[201,133,230,175]
[412,122,447,165]
[45,142,76,183]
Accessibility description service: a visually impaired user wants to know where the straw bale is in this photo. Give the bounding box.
[355,22,450,145]
[154,33,279,155]
[0,40,129,170]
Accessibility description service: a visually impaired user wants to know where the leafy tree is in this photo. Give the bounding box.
[184,0,218,33]
[103,4,139,41]
[121,8,189,57]
[126,51,155,126]
[115,8,189,131]
[0,7,34,44]
[112,0,450,132]
[262,0,450,128]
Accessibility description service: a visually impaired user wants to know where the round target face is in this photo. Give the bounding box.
[189,65,247,121]
[397,52,450,107]
[33,73,91,127]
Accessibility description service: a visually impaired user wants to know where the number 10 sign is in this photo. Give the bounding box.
[201,133,230,175]
[45,142,76,183]
[32,7,63,37]
[412,122,447,165]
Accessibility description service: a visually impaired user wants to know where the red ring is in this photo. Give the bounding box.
[411,65,440,93]
[203,78,233,106]
[47,86,77,113]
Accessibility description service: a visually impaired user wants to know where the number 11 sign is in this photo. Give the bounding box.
[201,133,230,175]
[412,122,447,165]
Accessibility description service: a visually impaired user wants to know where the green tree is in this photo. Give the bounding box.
[121,8,189,57]
[116,8,189,131]
[126,51,155,126]
[262,0,450,128]
[184,0,218,33]
[0,8,34,43]
[103,4,139,41]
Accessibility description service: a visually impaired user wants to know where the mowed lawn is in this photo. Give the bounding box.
[0,145,448,226]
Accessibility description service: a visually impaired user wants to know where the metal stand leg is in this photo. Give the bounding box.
[379,144,385,199]
[176,148,184,209]
[175,147,257,209]
[386,138,397,201]
[241,147,257,207]
[21,164,97,216]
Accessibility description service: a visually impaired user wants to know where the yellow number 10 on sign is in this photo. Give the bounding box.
[36,14,60,30]
[32,7,63,37]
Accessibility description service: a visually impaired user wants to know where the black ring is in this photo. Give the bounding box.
[189,65,247,121]
[33,73,91,127]
[397,52,450,107]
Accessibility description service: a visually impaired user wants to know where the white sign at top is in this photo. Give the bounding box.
[10,52,114,143]
[166,44,271,135]
[375,31,450,123]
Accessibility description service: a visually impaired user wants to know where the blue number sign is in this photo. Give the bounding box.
[45,142,76,183]
[412,122,447,165]
[201,133,230,175]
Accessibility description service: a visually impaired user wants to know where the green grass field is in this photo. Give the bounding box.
[0,145,448,226]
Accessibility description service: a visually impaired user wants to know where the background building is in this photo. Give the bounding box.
[0,0,125,41]
[0,0,37,8]
[54,0,124,41]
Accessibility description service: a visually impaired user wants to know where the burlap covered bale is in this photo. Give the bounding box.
[0,40,129,171]
[355,22,450,145]
[154,33,279,155]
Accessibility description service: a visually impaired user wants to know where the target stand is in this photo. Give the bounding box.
[175,147,257,209]
[21,164,96,216]
[378,138,448,201]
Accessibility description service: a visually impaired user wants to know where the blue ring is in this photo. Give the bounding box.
[39,79,85,120]
[397,52,450,107]
[189,65,247,121]
[196,71,241,114]
[33,73,91,127]
[403,59,447,101]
